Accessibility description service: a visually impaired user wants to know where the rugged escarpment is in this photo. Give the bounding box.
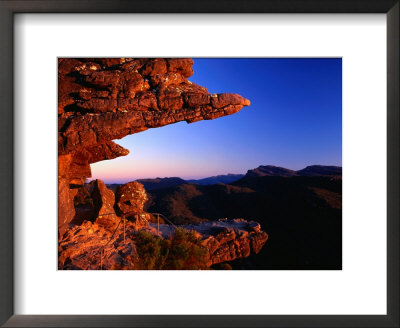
[58,58,250,237]
[146,219,268,267]
[60,179,268,269]
[58,58,268,269]
[59,215,268,270]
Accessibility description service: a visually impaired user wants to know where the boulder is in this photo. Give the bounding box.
[115,181,148,226]
[91,179,119,230]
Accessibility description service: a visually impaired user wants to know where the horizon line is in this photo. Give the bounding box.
[87,163,343,185]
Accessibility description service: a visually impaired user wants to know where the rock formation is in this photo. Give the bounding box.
[114,181,150,226]
[91,179,119,230]
[58,219,268,270]
[58,58,269,270]
[115,181,147,216]
[58,220,138,270]
[146,219,269,267]
[201,219,268,266]
[58,58,250,237]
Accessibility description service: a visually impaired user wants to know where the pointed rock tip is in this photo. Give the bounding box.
[243,98,251,106]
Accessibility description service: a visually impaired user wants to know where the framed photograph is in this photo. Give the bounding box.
[0,1,398,327]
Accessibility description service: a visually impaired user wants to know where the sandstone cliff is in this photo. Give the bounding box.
[59,217,268,270]
[58,58,250,237]
[58,58,268,269]
[146,219,269,267]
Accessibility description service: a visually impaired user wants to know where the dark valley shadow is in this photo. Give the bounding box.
[146,173,342,270]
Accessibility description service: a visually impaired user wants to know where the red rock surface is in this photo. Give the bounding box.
[58,220,138,270]
[145,219,269,267]
[58,178,75,239]
[57,58,269,270]
[91,180,119,230]
[202,220,268,266]
[58,58,250,155]
[114,181,148,224]
[58,219,268,270]
[58,58,250,236]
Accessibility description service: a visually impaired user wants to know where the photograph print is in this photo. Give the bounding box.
[58,58,342,270]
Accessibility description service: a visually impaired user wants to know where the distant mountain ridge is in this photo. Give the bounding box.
[244,165,342,179]
[245,165,297,178]
[187,174,244,185]
[118,174,246,191]
[104,165,342,190]
[136,177,187,190]
[296,165,342,176]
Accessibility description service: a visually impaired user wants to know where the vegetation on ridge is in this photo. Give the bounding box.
[134,228,208,270]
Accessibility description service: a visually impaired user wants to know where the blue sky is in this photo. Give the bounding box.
[90,58,342,183]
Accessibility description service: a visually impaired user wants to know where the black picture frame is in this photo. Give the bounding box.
[0,1,398,327]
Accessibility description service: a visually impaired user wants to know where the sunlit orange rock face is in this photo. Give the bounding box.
[58,218,268,270]
[115,181,148,225]
[201,220,269,266]
[58,58,250,238]
[57,58,269,270]
[91,180,119,230]
[58,220,139,270]
[144,219,269,267]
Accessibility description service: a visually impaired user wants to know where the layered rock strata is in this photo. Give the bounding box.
[58,218,268,270]
[58,58,250,237]
[58,220,138,270]
[71,180,150,229]
[57,58,269,270]
[147,219,269,267]
[91,180,119,230]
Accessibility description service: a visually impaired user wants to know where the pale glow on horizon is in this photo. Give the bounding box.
[87,144,248,183]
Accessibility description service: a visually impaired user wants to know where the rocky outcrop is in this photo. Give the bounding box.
[58,178,76,239]
[71,180,151,229]
[91,179,119,230]
[200,219,268,266]
[58,218,268,270]
[58,220,138,270]
[114,181,149,226]
[146,219,268,267]
[115,181,147,215]
[58,58,250,236]
[57,58,269,270]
